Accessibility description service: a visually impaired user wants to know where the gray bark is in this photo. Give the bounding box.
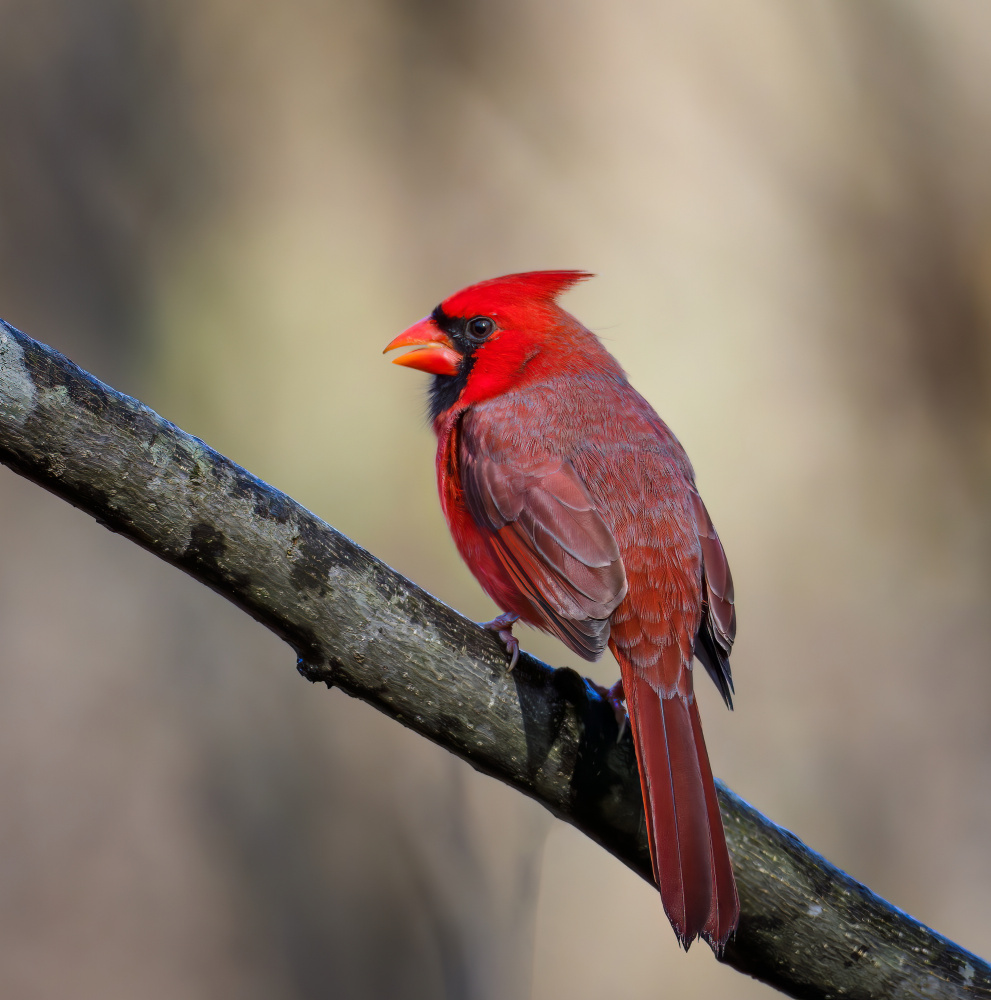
[0,316,988,1000]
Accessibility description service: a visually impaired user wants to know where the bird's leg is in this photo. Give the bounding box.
[479,612,520,671]
[589,678,628,740]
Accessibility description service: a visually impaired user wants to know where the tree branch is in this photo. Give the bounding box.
[0,317,988,999]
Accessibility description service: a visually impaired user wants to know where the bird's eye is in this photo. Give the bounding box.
[465,316,494,341]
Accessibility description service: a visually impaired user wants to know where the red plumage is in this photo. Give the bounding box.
[385,271,740,950]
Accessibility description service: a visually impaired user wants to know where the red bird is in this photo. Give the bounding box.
[384,270,739,950]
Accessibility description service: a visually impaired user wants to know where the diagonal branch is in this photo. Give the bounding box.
[0,317,988,1000]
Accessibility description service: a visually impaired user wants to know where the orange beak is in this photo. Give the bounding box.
[383,316,462,377]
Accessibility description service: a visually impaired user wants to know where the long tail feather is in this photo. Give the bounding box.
[624,669,739,949]
[688,696,740,950]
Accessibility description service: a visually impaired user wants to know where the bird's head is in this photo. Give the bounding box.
[384,270,609,422]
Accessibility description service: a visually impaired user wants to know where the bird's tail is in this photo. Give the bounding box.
[624,673,739,950]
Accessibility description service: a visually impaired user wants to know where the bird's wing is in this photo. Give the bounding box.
[459,421,627,661]
[690,489,736,707]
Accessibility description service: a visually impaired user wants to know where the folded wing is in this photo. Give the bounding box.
[690,489,736,707]
[459,424,627,662]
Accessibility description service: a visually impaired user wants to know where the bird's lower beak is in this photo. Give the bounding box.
[383,317,462,377]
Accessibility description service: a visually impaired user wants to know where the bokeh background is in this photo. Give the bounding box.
[1,1,991,997]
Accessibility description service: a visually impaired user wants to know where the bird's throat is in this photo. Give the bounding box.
[428,354,476,423]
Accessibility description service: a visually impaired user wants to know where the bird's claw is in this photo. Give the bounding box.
[480,612,520,671]
[590,678,628,740]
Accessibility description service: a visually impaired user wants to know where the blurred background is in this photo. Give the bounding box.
[1,0,990,997]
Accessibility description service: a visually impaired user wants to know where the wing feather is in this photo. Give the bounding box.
[690,490,736,707]
[460,423,627,662]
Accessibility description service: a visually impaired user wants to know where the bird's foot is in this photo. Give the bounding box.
[480,612,520,671]
[590,678,628,740]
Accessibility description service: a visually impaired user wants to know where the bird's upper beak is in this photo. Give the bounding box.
[383,316,462,377]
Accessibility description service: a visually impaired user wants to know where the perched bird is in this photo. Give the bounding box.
[384,271,739,950]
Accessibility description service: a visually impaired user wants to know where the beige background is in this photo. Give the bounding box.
[1,1,990,997]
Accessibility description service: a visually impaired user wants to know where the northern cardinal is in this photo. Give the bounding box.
[384,271,739,950]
